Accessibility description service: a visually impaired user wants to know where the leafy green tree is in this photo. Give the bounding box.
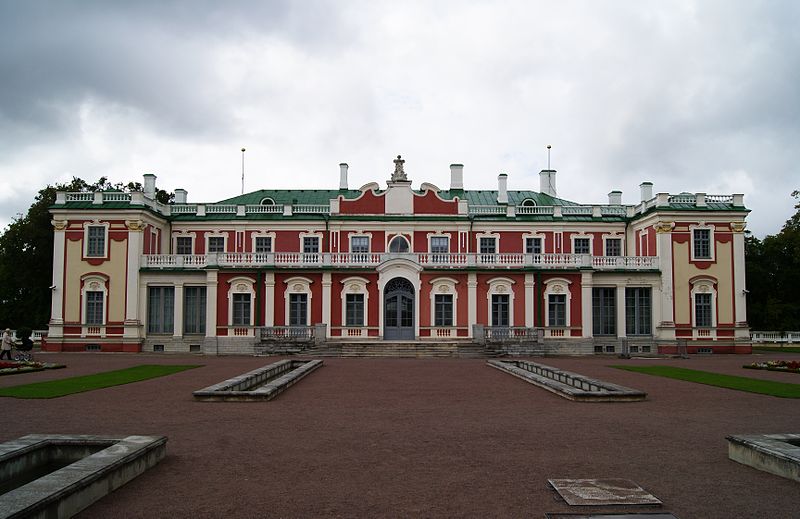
[0,177,173,330]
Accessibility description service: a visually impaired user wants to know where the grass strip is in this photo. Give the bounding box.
[611,365,800,398]
[0,364,201,399]
[753,346,800,354]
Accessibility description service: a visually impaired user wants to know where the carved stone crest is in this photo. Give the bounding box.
[293,283,304,292]
[391,155,407,182]
[89,281,101,290]
[439,285,450,293]
[236,283,248,292]
[497,285,507,293]
[553,285,564,293]
[349,283,360,292]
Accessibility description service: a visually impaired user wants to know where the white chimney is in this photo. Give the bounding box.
[450,164,464,190]
[640,182,653,202]
[339,163,349,190]
[608,190,622,205]
[174,189,187,204]
[143,174,156,198]
[539,169,557,197]
[497,173,508,204]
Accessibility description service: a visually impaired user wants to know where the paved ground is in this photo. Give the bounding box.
[2,350,798,518]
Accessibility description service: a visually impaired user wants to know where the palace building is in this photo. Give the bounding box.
[44,155,751,355]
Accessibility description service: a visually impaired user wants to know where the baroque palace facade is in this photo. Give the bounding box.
[44,156,751,355]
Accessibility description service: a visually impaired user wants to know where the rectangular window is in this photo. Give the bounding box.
[525,237,542,254]
[345,294,364,326]
[605,238,622,257]
[147,286,175,334]
[693,229,711,259]
[289,293,308,326]
[232,293,251,326]
[431,236,449,262]
[592,287,616,336]
[85,291,104,325]
[573,237,590,255]
[626,287,652,336]
[695,293,713,327]
[207,236,225,253]
[491,294,510,327]
[548,294,566,327]
[176,236,193,255]
[303,236,320,253]
[86,226,106,257]
[479,237,496,254]
[184,287,207,334]
[254,236,272,253]
[350,236,369,253]
[434,294,454,326]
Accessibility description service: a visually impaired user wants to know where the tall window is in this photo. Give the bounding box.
[255,236,272,253]
[389,236,409,253]
[86,226,106,257]
[605,238,622,257]
[693,229,711,259]
[695,293,713,327]
[479,237,496,254]
[431,236,449,262]
[85,291,104,325]
[176,236,193,255]
[434,294,454,326]
[548,294,566,327]
[289,293,308,326]
[345,294,364,326]
[573,237,590,255]
[232,293,251,326]
[303,236,320,254]
[148,287,175,334]
[626,287,651,335]
[350,236,369,262]
[207,236,225,253]
[491,294,509,327]
[184,287,206,334]
[525,237,542,254]
[592,288,616,336]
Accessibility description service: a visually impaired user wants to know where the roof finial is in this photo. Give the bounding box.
[392,154,407,181]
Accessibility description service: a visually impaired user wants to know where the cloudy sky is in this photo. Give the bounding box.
[1,0,798,237]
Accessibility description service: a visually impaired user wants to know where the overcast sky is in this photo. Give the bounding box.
[1,0,797,237]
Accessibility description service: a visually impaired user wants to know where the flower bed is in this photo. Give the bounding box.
[744,360,800,374]
[0,361,66,376]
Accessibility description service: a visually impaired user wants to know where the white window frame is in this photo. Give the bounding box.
[429,277,459,330]
[690,277,717,339]
[284,276,313,327]
[227,276,256,330]
[522,232,546,255]
[299,232,323,253]
[172,232,195,255]
[571,233,593,255]
[205,232,227,254]
[543,278,572,336]
[486,277,515,327]
[251,231,276,253]
[348,232,372,253]
[477,232,499,254]
[602,233,624,257]
[690,223,715,261]
[81,274,108,336]
[387,234,411,253]
[340,276,369,334]
[83,221,109,258]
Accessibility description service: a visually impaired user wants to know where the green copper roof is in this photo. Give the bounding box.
[217,189,361,206]
[436,190,578,206]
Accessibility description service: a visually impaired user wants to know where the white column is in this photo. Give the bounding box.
[525,274,535,327]
[49,220,67,337]
[581,271,593,338]
[173,283,184,338]
[732,225,749,338]
[616,284,627,338]
[656,224,676,340]
[468,272,478,337]
[205,270,218,338]
[322,272,332,338]
[124,221,144,339]
[264,272,275,327]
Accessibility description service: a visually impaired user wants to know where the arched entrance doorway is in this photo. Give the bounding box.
[384,277,414,340]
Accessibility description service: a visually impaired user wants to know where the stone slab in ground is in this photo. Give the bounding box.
[548,478,662,506]
[545,514,678,519]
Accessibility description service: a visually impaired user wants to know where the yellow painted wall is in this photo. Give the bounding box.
[673,239,733,325]
[64,238,128,323]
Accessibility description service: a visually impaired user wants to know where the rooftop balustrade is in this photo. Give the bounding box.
[141,252,659,271]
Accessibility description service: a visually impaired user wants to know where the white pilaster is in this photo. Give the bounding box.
[732,225,749,338]
[468,272,478,337]
[656,223,676,339]
[264,272,275,327]
[581,271,593,338]
[205,270,218,337]
[616,285,627,338]
[173,283,184,338]
[322,272,332,338]
[124,221,144,339]
[524,274,535,327]
[49,220,67,337]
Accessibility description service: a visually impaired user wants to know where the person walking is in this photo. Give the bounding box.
[0,329,13,360]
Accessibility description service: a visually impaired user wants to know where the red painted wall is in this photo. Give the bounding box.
[413,190,459,214]
[339,191,385,214]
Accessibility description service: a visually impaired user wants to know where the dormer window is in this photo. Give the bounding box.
[521,199,536,207]
[260,198,275,205]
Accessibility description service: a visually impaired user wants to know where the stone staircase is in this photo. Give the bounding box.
[302,341,491,358]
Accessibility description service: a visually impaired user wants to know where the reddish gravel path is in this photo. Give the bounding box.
[2,351,798,518]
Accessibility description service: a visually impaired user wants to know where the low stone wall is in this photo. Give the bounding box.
[487,360,647,402]
[727,434,800,483]
[193,359,323,401]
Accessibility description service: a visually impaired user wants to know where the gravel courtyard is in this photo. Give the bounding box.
[2,351,798,518]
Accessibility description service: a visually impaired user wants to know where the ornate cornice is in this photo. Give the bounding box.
[51,219,68,231]
[654,221,675,234]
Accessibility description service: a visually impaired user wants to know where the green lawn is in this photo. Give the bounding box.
[0,364,201,399]
[753,346,800,354]
[612,365,800,398]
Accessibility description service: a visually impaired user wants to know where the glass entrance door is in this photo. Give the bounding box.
[384,278,415,340]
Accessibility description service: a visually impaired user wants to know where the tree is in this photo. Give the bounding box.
[0,177,173,330]
[745,190,800,331]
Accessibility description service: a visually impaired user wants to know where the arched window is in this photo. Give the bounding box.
[389,235,410,253]
[521,199,536,207]
[260,198,275,205]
